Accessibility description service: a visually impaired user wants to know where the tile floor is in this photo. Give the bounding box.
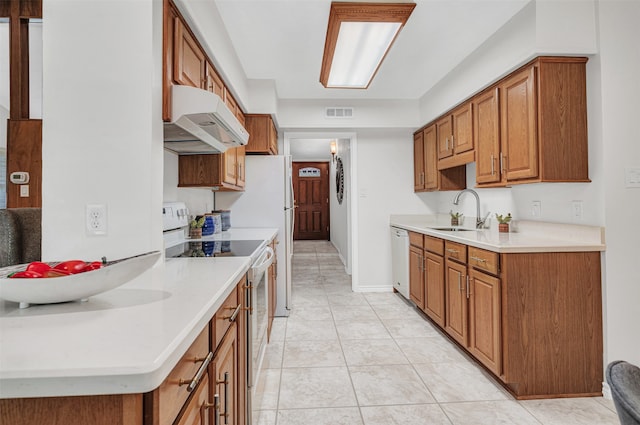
[252,240,620,425]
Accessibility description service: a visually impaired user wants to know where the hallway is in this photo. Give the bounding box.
[252,241,618,425]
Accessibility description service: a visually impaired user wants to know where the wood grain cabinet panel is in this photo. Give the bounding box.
[476,57,589,187]
[173,18,205,88]
[413,124,466,193]
[178,151,245,191]
[468,268,501,375]
[424,251,445,327]
[409,245,425,310]
[213,324,238,425]
[444,258,468,346]
[473,87,501,185]
[245,115,278,155]
[174,374,210,425]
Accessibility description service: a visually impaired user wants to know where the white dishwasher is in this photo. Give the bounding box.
[390,226,410,300]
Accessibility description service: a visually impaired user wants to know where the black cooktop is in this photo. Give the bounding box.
[166,240,264,259]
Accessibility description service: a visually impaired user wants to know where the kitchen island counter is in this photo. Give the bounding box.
[0,256,251,399]
[391,214,605,253]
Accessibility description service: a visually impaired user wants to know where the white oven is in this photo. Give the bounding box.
[247,244,273,387]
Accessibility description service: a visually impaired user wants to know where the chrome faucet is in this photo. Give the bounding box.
[453,189,489,229]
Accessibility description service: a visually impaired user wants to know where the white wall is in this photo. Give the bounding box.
[42,0,164,261]
[329,139,350,268]
[354,129,436,292]
[597,0,640,367]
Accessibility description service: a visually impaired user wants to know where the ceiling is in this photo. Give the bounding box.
[214,0,531,101]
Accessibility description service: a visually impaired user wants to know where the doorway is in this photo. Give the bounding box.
[292,161,330,240]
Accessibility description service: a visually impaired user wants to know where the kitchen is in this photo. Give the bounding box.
[0,0,639,424]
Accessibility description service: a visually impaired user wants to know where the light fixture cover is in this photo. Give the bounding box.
[320,2,416,89]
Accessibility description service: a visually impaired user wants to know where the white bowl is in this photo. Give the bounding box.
[0,251,160,307]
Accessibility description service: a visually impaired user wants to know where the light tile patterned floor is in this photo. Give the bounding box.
[252,240,620,425]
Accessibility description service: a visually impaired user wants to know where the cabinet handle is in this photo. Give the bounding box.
[451,135,454,150]
[179,351,213,392]
[222,304,242,322]
[500,152,506,173]
[466,275,470,299]
[469,256,487,263]
[215,393,221,425]
[446,248,458,254]
[490,154,495,176]
[217,372,229,424]
[445,137,449,151]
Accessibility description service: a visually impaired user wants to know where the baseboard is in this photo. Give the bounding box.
[602,381,612,400]
[353,284,394,293]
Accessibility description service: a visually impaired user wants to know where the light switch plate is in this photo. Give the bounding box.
[531,201,541,217]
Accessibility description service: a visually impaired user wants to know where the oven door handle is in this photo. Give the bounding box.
[252,246,274,276]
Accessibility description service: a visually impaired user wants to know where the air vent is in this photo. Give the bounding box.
[325,107,354,119]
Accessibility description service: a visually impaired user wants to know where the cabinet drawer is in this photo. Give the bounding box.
[424,236,444,256]
[409,232,424,248]
[214,288,240,348]
[157,326,210,425]
[468,246,499,275]
[445,240,467,263]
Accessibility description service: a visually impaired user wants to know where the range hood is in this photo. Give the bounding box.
[163,85,249,154]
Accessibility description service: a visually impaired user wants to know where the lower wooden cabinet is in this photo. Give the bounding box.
[213,323,238,425]
[409,244,425,310]
[468,268,501,375]
[0,278,250,425]
[404,232,603,399]
[444,258,468,346]
[423,251,445,327]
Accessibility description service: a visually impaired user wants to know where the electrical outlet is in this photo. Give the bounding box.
[531,201,541,217]
[86,204,107,235]
[571,200,583,221]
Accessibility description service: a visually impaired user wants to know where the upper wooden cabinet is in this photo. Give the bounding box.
[245,114,278,155]
[476,57,589,186]
[164,1,246,129]
[178,150,245,191]
[173,18,205,89]
[437,102,475,169]
[474,87,501,185]
[205,61,224,98]
[413,124,466,192]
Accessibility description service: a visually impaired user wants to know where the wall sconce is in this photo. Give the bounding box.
[330,140,337,162]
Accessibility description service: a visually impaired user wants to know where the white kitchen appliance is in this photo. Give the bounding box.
[390,226,410,300]
[221,155,294,317]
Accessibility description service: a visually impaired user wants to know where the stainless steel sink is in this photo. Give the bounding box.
[429,227,477,232]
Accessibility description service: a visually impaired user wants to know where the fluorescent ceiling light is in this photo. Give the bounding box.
[320,2,415,89]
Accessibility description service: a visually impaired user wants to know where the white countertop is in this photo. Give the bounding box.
[390,215,605,253]
[0,227,278,399]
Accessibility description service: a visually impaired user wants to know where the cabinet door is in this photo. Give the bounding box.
[269,120,278,154]
[424,252,445,327]
[474,87,502,185]
[223,148,238,186]
[175,374,210,425]
[214,324,237,425]
[173,18,205,88]
[423,125,438,190]
[409,245,425,310]
[235,146,245,189]
[224,90,239,117]
[445,259,467,346]
[436,115,453,159]
[501,65,538,181]
[452,103,473,154]
[413,131,425,191]
[468,269,502,375]
[205,62,224,98]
